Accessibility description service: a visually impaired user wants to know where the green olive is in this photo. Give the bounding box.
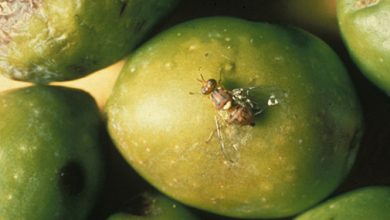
[0,0,178,83]
[295,186,390,220]
[337,0,390,94]
[106,17,363,218]
[0,86,104,219]
[108,192,199,220]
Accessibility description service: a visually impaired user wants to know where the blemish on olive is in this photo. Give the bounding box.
[119,0,128,16]
[355,0,380,9]
[58,161,85,196]
[119,193,153,216]
[349,129,362,152]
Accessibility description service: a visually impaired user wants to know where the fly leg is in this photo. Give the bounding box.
[205,129,216,144]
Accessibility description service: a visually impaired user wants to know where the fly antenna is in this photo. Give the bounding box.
[189,91,199,95]
[218,69,223,84]
[197,74,206,83]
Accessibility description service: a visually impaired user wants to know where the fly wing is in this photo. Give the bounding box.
[214,112,252,164]
[231,86,286,114]
[210,86,286,164]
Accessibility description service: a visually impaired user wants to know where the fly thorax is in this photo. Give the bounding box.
[210,88,232,110]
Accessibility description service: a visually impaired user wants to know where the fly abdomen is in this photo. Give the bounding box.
[227,105,255,126]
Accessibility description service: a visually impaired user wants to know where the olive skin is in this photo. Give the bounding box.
[106,17,363,218]
[295,186,390,220]
[337,0,390,95]
[0,86,104,219]
[0,0,178,83]
[107,192,199,220]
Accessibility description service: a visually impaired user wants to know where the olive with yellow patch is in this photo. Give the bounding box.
[0,0,178,83]
[106,17,363,218]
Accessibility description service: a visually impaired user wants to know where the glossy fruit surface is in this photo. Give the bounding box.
[337,0,390,94]
[108,192,198,220]
[295,186,390,220]
[0,86,104,219]
[0,0,178,83]
[106,17,363,218]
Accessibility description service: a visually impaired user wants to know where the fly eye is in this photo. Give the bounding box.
[201,86,209,95]
[207,79,217,89]
[200,78,217,95]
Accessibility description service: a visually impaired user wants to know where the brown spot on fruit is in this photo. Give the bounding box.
[58,161,85,196]
[355,0,380,9]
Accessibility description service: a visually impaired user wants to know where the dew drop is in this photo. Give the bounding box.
[274,56,284,62]
[188,45,197,51]
[267,94,279,106]
[33,109,40,116]
[164,62,174,69]
[222,62,235,73]
[7,194,13,200]
[208,32,222,38]
[18,144,27,153]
